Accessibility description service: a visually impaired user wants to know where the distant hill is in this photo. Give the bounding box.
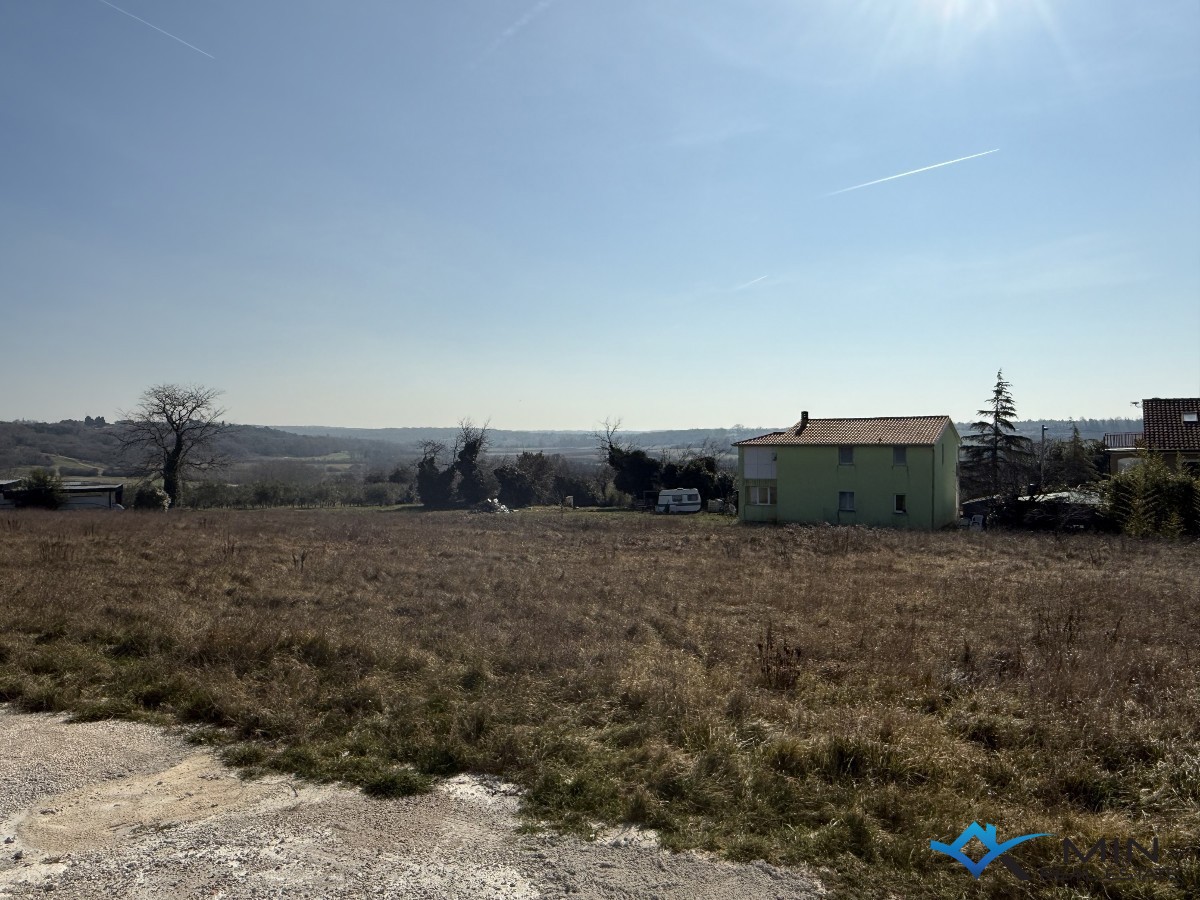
[1,416,1144,479]
[280,418,1142,450]
[277,425,777,458]
[0,420,396,477]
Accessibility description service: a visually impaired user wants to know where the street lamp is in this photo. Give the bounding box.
[1039,424,1048,491]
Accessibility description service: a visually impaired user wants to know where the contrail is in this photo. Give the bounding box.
[734,275,769,290]
[472,0,557,68]
[827,149,999,196]
[96,0,214,59]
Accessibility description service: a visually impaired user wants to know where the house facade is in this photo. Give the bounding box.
[1103,397,1200,475]
[735,412,960,529]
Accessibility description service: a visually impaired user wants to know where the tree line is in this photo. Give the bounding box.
[961,370,1198,535]
[104,388,738,513]
[10,381,1194,536]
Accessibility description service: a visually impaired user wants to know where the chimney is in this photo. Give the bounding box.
[800,411,809,429]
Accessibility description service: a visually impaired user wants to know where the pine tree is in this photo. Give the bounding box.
[1059,424,1099,487]
[962,370,1035,508]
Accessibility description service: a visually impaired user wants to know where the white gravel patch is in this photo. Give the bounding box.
[0,708,826,899]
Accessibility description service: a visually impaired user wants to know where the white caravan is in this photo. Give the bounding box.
[655,488,702,514]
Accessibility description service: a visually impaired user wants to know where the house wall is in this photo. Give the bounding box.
[738,429,959,529]
[933,427,960,528]
[739,479,778,522]
[1165,450,1200,474]
[1112,450,1200,476]
[775,444,939,528]
[739,447,779,522]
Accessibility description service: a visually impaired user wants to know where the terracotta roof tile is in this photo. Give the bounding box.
[1142,398,1200,451]
[735,416,954,446]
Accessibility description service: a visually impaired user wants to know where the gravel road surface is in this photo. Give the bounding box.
[0,709,826,899]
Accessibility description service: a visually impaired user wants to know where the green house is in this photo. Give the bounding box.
[735,412,960,529]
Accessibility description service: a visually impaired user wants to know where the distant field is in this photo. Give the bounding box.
[302,450,355,463]
[0,509,1196,898]
[44,455,105,475]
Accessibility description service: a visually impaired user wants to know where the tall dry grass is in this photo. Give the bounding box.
[0,508,1197,898]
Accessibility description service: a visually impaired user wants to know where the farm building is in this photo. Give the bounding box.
[735,412,959,529]
[0,481,125,510]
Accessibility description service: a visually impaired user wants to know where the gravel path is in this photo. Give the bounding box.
[0,710,826,899]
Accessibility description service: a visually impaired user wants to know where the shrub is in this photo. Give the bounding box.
[132,484,170,511]
[14,469,65,509]
[1104,451,1200,536]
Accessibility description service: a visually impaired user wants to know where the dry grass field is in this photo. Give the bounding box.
[1,508,1197,898]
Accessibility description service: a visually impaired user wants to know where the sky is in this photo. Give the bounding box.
[2,0,1198,430]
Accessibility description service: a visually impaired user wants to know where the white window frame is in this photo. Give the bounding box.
[838,491,855,512]
[751,485,777,506]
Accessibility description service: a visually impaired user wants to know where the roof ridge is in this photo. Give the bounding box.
[796,415,950,421]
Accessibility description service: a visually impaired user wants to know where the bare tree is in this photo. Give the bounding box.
[594,417,662,503]
[594,417,625,456]
[418,439,447,461]
[454,418,491,458]
[119,384,230,508]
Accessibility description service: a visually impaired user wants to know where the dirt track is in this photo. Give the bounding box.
[0,710,825,898]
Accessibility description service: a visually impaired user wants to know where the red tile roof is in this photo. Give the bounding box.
[1142,398,1200,451]
[735,416,954,446]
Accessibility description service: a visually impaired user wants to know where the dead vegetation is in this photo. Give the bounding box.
[0,509,1197,898]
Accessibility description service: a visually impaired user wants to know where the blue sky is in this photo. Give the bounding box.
[2,0,1197,429]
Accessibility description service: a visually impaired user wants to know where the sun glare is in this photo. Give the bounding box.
[921,0,1002,26]
[894,0,1056,65]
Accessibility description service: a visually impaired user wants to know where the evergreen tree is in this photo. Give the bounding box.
[962,370,1035,507]
[605,444,662,500]
[1044,424,1100,488]
[494,452,556,508]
